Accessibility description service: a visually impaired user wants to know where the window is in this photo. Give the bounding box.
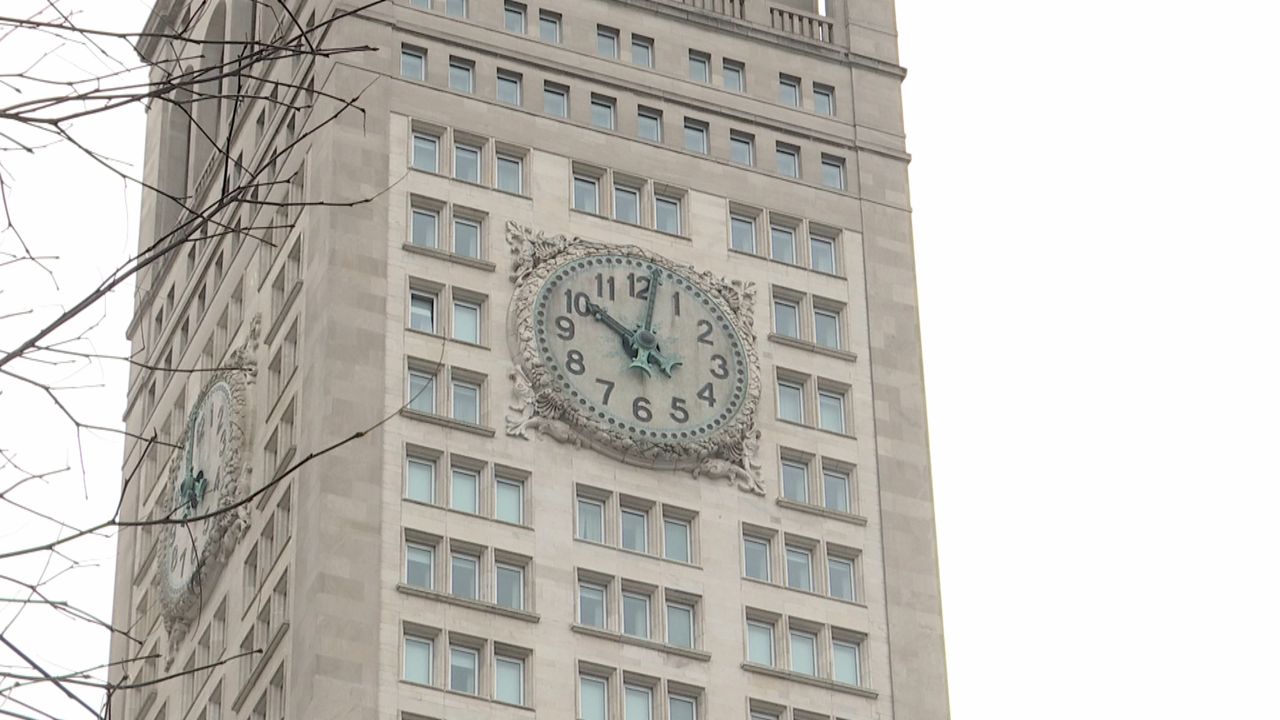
[814,308,841,348]
[667,601,694,648]
[818,390,846,433]
[747,620,774,665]
[410,290,436,332]
[632,35,653,67]
[814,83,835,115]
[779,74,801,106]
[580,675,608,720]
[406,455,435,502]
[504,1,526,33]
[683,120,708,154]
[497,154,523,193]
[824,469,851,513]
[450,551,479,598]
[773,299,800,339]
[578,496,605,541]
[729,131,754,165]
[723,59,744,91]
[670,695,697,720]
[781,459,808,502]
[597,26,619,58]
[829,556,855,601]
[809,233,837,274]
[538,10,561,42]
[453,217,482,258]
[663,517,691,563]
[543,82,568,117]
[655,195,681,235]
[834,640,861,685]
[621,508,648,552]
[790,630,817,675]
[445,0,466,16]
[821,155,846,190]
[622,592,650,638]
[449,58,474,93]
[625,685,652,720]
[451,468,479,513]
[411,132,438,171]
[614,185,640,224]
[579,582,606,627]
[495,656,524,704]
[770,224,796,264]
[591,95,617,130]
[785,546,813,591]
[573,175,599,213]
[404,635,432,684]
[497,71,522,105]
[637,107,662,142]
[452,300,481,344]
[408,368,436,414]
[776,143,800,178]
[743,536,771,581]
[496,563,524,609]
[450,645,478,693]
[495,478,524,523]
[401,47,425,81]
[410,206,438,247]
[450,145,482,186]
[406,543,433,588]
[688,51,710,82]
[730,214,756,253]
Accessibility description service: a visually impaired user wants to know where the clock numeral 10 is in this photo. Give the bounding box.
[564,290,592,316]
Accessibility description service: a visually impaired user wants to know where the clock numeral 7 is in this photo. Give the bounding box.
[595,378,615,405]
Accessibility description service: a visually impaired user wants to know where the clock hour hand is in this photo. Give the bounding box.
[584,301,680,377]
[640,267,661,334]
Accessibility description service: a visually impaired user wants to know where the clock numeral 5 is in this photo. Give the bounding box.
[669,397,689,423]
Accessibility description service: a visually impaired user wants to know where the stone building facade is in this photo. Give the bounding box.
[110,1,947,719]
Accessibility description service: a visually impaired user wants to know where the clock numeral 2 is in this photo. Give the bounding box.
[696,319,714,345]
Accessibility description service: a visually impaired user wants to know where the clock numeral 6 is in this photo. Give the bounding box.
[669,397,689,423]
[565,350,586,375]
[555,315,575,340]
[632,396,653,422]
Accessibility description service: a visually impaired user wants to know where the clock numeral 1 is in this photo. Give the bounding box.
[672,291,681,317]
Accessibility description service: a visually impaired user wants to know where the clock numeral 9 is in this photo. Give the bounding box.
[564,289,592,316]
[632,396,653,422]
[710,354,729,379]
[696,319,714,346]
[565,350,586,375]
[555,316,575,340]
[669,397,689,423]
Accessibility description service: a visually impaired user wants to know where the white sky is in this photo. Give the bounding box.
[1,0,1278,717]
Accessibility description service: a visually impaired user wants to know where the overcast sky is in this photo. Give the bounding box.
[2,1,1277,717]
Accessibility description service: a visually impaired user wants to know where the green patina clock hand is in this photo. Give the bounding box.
[585,300,680,377]
[629,268,677,375]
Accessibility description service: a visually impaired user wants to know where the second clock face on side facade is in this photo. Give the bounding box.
[533,254,749,444]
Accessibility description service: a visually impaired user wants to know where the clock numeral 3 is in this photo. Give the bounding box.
[632,396,653,422]
[555,316,576,340]
[696,319,714,345]
[566,350,586,375]
[669,397,690,423]
[710,354,729,379]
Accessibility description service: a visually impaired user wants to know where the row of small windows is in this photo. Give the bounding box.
[773,289,844,351]
[403,447,526,524]
[745,612,865,687]
[409,126,526,196]
[777,371,851,435]
[742,529,860,603]
[571,164,685,236]
[576,570,701,652]
[402,625,531,706]
[575,485,695,564]
[401,533,531,612]
[407,277,486,345]
[406,359,487,427]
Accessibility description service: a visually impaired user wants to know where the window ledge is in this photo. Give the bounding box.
[401,496,535,531]
[775,416,856,441]
[402,242,497,273]
[570,623,711,662]
[768,333,858,362]
[400,408,496,437]
[397,583,541,623]
[727,247,847,280]
[232,621,291,711]
[740,662,877,698]
[568,207,691,242]
[739,574,868,609]
[775,498,867,526]
[573,536,703,570]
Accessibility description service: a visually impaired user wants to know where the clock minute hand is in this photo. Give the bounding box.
[584,301,680,377]
[640,267,661,334]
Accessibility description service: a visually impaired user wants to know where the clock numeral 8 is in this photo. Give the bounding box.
[566,350,586,375]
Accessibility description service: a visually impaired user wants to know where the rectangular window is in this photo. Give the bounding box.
[577,496,605,541]
[410,291,436,333]
[495,478,524,523]
[622,592,650,638]
[818,390,846,433]
[449,58,474,93]
[777,379,804,422]
[614,185,640,224]
[781,459,808,502]
[504,1,526,33]
[406,456,435,502]
[688,51,710,82]
[632,35,654,67]
[814,83,835,115]
[406,543,433,588]
[810,233,837,274]
[496,563,524,609]
[821,155,846,189]
[495,656,524,704]
[450,551,479,598]
[723,59,744,91]
[401,48,425,81]
[729,131,754,165]
[451,468,479,514]
[543,82,568,117]
[666,601,694,648]
[452,300,481,344]
[824,469,851,514]
[829,556,855,601]
[621,508,648,552]
[497,71,522,105]
[497,154,523,193]
[446,0,466,16]
[773,299,800,339]
[449,645,478,693]
[412,133,438,172]
[638,107,662,142]
[580,675,607,720]
[790,630,817,675]
[776,144,800,178]
[655,195,681,235]
[770,224,796,264]
[597,25,619,58]
[743,536,771,581]
[625,685,652,720]
[670,695,697,720]
[814,308,841,348]
[663,517,691,563]
[573,175,599,213]
[591,95,617,130]
[452,380,481,423]
[408,369,436,414]
[539,11,561,42]
[779,74,801,106]
[747,621,774,665]
[454,144,480,183]
[834,641,862,685]
[730,215,756,253]
[579,581,606,627]
[404,636,432,684]
[683,120,708,154]
[785,546,813,591]
[410,207,438,248]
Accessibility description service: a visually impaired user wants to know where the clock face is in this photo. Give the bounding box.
[164,380,234,592]
[533,254,750,445]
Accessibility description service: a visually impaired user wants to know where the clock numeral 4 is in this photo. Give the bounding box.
[697,382,717,407]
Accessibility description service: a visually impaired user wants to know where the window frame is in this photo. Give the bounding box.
[621,590,651,639]
[655,194,682,235]
[688,50,710,82]
[543,81,568,117]
[596,25,620,59]
[495,655,525,705]
[631,35,654,67]
[496,153,524,193]
[448,57,474,93]
[496,70,523,106]
[577,495,606,542]
[818,388,847,434]
[821,154,847,190]
[637,107,663,142]
[776,378,805,423]
[400,47,426,81]
[666,599,695,648]
[828,555,856,602]
[449,549,480,599]
[620,507,649,552]
[405,542,434,589]
[538,10,562,43]
[578,580,608,628]
[409,289,437,333]
[785,545,814,592]
[729,131,755,166]
[779,74,801,106]
[746,619,775,666]
[450,466,480,514]
[591,94,618,130]
[572,174,600,214]
[503,1,526,34]
[814,83,835,115]
[776,143,801,178]
[448,644,479,694]
[403,634,433,685]
[683,119,709,154]
[495,562,525,610]
[453,142,482,183]
[743,534,772,581]
[450,377,482,424]
[723,59,745,92]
